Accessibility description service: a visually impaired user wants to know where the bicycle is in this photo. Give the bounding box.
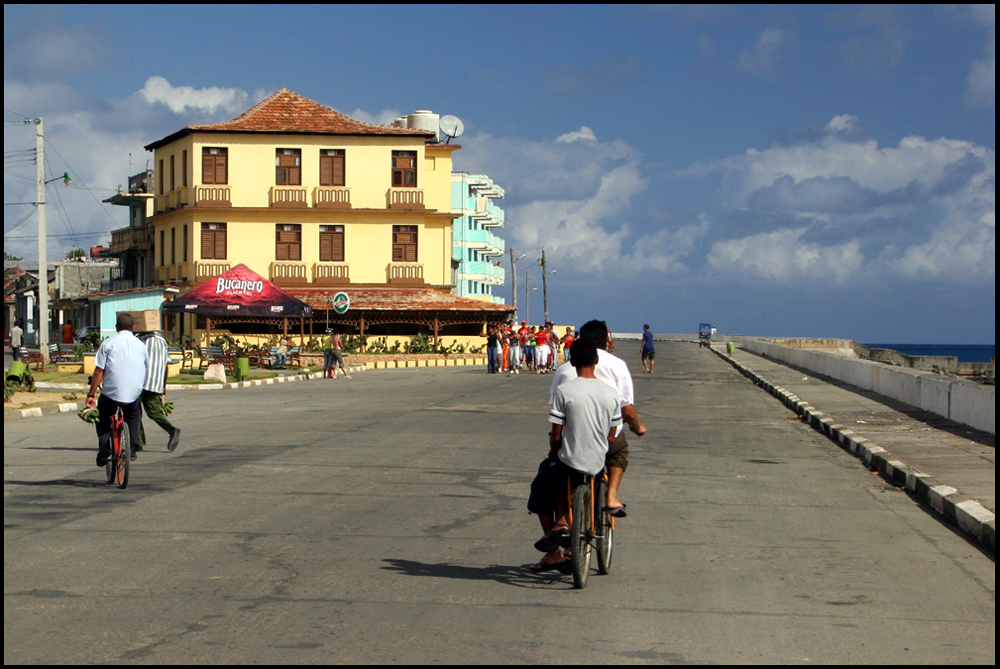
[567,470,615,589]
[105,406,131,489]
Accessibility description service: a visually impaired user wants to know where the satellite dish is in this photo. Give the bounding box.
[439,115,465,141]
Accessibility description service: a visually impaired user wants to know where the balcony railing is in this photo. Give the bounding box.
[109,225,152,253]
[313,187,351,209]
[387,262,425,285]
[387,188,425,210]
[194,261,231,283]
[195,186,231,207]
[270,262,308,285]
[270,187,307,208]
[313,263,351,285]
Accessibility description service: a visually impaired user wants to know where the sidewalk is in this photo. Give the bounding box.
[713,344,995,553]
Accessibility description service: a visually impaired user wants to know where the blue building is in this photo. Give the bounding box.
[450,172,505,303]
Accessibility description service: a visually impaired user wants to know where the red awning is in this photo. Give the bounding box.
[164,264,312,318]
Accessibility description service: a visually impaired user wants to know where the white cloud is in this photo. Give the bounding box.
[963,6,995,108]
[737,28,785,77]
[347,108,404,126]
[452,128,706,275]
[707,228,864,281]
[691,116,995,284]
[139,76,251,115]
[824,114,858,133]
[556,126,598,143]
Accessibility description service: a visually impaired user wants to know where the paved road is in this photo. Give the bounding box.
[4,344,994,664]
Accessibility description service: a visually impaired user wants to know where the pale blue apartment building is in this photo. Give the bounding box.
[451,172,506,303]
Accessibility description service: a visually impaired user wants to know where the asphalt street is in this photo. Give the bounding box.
[4,343,995,664]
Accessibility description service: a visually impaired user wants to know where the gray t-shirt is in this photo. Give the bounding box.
[549,377,623,475]
[10,325,24,348]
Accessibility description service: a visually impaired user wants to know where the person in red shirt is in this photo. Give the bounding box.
[560,327,575,364]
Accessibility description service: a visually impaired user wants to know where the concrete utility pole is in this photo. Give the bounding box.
[538,247,555,324]
[35,118,50,360]
[509,249,526,321]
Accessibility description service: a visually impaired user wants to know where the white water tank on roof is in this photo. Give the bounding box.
[393,116,409,129]
[407,110,439,142]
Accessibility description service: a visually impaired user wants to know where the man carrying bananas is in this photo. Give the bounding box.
[137,328,181,452]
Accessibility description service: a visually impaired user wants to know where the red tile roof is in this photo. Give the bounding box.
[288,287,511,313]
[146,88,433,150]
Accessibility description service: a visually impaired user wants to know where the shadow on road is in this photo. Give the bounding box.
[380,558,575,590]
[5,478,110,489]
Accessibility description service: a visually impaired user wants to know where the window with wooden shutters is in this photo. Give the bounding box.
[170,227,176,264]
[275,224,302,261]
[201,223,227,260]
[391,151,417,188]
[319,225,345,262]
[202,148,228,185]
[320,150,345,186]
[392,225,418,262]
[276,149,302,186]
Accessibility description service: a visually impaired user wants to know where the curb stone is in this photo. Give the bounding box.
[9,363,366,421]
[710,345,995,555]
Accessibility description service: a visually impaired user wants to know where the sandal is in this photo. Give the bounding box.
[529,558,567,573]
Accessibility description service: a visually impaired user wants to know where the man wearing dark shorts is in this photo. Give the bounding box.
[528,339,621,572]
[641,324,655,374]
[550,320,646,518]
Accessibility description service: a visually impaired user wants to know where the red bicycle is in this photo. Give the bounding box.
[105,406,130,489]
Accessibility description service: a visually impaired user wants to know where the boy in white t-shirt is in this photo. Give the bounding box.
[526,339,621,572]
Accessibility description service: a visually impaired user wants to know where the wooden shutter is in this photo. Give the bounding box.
[201,225,214,258]
[392,226,417,262]
[215,227,226,260]
[276,149,301,186]
[320,226,344,262]
[392,152,416,188]
[202,223,226,259]
[320,150,345,187]
[202,148,227,185]
[275,225,301,261]
[214,150,227,184]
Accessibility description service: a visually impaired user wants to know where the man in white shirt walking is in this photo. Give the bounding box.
[85,312,149,466]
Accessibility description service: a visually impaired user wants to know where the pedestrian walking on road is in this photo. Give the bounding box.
[324,329,351,379]
[137,329,181,452]
[641,324,655,374]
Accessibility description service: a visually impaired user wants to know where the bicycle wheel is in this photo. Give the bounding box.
[570,483,592,589]
[595,475,614,575]
[116,422,130,489]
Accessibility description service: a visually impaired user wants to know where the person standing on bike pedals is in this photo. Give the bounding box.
[85,312,148,466]
[528,338,622,572]
[550,320,646,518]
[137,328,181,453]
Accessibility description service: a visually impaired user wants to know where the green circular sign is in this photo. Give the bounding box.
[332,292,351,315]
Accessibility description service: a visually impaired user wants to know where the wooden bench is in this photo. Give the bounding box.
[20,347,45,371]
[198,346,235,374]
[167,347,193,370]
[49,343,78,363]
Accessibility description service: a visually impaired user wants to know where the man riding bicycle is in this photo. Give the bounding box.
[527,339,621,572]
[85,312,149,466]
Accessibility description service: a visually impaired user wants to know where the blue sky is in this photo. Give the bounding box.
[4,4,995,343]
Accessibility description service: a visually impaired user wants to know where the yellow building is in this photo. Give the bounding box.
[136,88,509,345]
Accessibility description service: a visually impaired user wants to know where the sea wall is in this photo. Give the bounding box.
[740,338,995,435]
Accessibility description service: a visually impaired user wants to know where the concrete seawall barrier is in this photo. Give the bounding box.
[740,339,995,435]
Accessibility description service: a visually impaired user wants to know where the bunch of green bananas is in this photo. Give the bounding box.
[78,408,100,424]
[162,401,174,415]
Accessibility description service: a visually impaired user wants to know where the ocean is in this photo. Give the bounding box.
[863,344,995,363]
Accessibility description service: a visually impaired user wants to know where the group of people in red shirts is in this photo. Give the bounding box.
[486,320,577,375]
